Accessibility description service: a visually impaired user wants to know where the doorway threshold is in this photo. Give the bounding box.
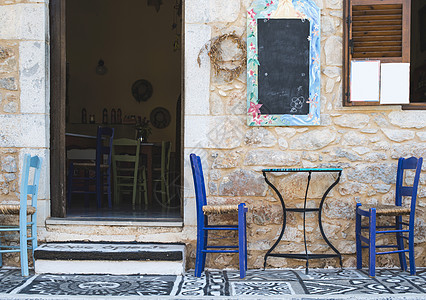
[46,217,183,227]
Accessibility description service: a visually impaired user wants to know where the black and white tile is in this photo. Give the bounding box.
[18,274,177,296]
[0,269,33,294]
[0,268,423,297]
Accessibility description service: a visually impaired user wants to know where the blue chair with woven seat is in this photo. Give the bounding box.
[0,154,42,276]
[68,126,114,209]
[356,156,423,276]
[190,153,248,279]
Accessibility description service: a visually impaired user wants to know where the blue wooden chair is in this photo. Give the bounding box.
[68,127,114,209]
[356,156,423,276]
[190,153,248,279]
[0,154,42,276]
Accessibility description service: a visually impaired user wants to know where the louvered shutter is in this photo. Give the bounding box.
[343,0,411,106]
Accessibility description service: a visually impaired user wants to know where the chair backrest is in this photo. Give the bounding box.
[190,154,207,225]
[112,138,141,189]
[395,156,423,221]
[20,154,42,218]
[96,126,115,167]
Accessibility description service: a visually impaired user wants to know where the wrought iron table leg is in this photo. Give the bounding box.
[303,172,312,274]
[318,170,343,269]
[263,171,287,269]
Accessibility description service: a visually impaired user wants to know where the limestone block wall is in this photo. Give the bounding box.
[0,0,50,265]
[184,0,426,270]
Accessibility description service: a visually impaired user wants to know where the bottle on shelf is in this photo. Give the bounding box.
[81,108,87,124]
[111,109,116,124]
[117,108,122,124]
[102,108,108,124]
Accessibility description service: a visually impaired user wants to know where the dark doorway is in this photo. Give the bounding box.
[50,0,183,221]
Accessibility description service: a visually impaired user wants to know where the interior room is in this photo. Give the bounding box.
[411,0,426,103]
[65,0,182,221]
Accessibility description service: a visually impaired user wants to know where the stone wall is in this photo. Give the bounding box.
[0,0,424,272]
[0,0,50,265]
[183,0,426,270]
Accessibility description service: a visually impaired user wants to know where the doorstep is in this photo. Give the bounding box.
[34,242,186,275]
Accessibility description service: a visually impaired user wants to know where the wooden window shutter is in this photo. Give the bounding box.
[343,0,411,106]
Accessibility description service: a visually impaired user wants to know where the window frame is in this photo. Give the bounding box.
[343,0,425,109]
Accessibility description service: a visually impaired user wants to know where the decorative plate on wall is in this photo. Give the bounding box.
[132,79,153,102]
[150,107,171,129]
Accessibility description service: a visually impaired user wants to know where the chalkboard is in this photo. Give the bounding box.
[258,19,310,115]
[246,0,321,126]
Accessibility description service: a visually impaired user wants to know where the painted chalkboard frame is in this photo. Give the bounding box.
[247,0,321,126]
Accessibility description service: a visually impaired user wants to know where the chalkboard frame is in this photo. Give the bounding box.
[247,0,321,126]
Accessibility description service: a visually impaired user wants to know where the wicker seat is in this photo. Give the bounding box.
[356,156,423,277]
[0,204,36,215]
[203,205,240,215]
[357,204,410,216]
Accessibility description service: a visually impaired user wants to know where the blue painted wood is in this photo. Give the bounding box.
[356,156,423,276]
[355,203,362,270]
[0,154,42,276]
[369,208,376,277]
[68,126,114,209]
[190,154,247,279]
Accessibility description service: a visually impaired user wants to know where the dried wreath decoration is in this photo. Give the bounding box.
[198,32,247,82]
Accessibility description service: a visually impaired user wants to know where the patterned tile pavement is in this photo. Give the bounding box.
[0,267,424,299]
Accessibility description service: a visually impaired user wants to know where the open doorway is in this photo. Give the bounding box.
[52,0,183,221]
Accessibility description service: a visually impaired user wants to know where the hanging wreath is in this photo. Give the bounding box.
[198,33,247,82]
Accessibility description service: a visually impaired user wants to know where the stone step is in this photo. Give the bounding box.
[34,242,185,275]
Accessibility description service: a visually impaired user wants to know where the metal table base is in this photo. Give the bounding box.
[262,168,343,274]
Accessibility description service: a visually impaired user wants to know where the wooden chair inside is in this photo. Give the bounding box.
[112,138,148,209]
[67,127,114,209]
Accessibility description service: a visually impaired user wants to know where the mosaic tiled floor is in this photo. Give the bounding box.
[0,268,424,298]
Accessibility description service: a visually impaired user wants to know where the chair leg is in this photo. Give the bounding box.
[161,177,166,208]
[31,214,38,267]
[195,227,205,277]
[408,222,416,275]
[96,170,102,209]
[0,235,3,267]
[165,177,170,207]
[107,170,112,209]
[238,204,247,279]
[67,162,74,207]
[244,208,248,271]
[355,204,362,270]
[201,230,208,273]
[368,208,376,277]
[144,185,148,209]
[396,215,407,271]
[19,218,29,277]
[142,171,148,209]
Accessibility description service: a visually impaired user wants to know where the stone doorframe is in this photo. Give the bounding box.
[49,0,186,218]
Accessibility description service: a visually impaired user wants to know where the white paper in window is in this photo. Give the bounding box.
[350,60,380,102]
[380,63,410,104]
